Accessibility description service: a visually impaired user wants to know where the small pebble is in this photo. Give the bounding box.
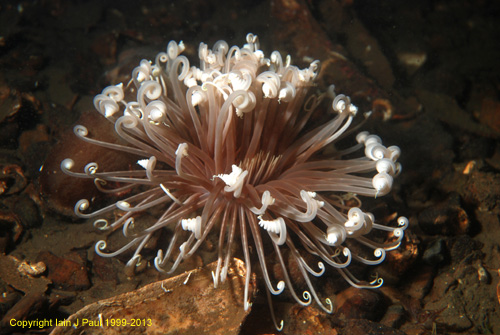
[17,260,46,277]
[422,239,445,265]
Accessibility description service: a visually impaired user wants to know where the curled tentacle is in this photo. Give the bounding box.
[64,34,408,331]
[138,80,163,108]
[181,216,203,239]
[132,59,152,85]
[352,247,386,265]
[372,172,393,197]
[258,216,286,246]
[102,83,124,102]
[75,199,116,218]
[232,90,256,117]
[84,162,98,176]
[95,239,141,258]
[249,190,275,215]
[257,71,281,98]
[93,219,109,230]
[123,218,136,237]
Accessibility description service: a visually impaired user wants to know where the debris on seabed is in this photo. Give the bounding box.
[49,258,256,335]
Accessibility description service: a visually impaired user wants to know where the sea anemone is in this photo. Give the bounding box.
[61,33,407,329]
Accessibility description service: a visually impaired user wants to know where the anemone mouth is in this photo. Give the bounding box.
[61,33,407,330]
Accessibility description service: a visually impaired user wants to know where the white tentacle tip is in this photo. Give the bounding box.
[61,158,75,170]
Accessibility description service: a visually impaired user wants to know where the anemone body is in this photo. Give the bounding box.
[62,34,407,327]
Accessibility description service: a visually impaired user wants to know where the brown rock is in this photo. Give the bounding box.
[50,258,256,335]
[284,304,339,335]
[418,193,470,235]
[91,33,118,66]
[92,254,118,283]
[404,265,435,300]
[479,97,500,134]
[10,194,42,229]
[37,251,91,291]
[343,319,406,335]
[0,164,27,195]
[0,254,51,294]
[379,304,405,329]
[416,89,499,139]
[335,286,385,321]
[0,289,22,316]
[344,18,395,89]
[379,230,420,281]
[1,292,49,330]
[39,110,136,217]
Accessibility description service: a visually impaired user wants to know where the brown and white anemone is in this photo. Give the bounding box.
[61,33,407,329]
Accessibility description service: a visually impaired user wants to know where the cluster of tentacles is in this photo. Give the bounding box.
[62,33,407,330]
